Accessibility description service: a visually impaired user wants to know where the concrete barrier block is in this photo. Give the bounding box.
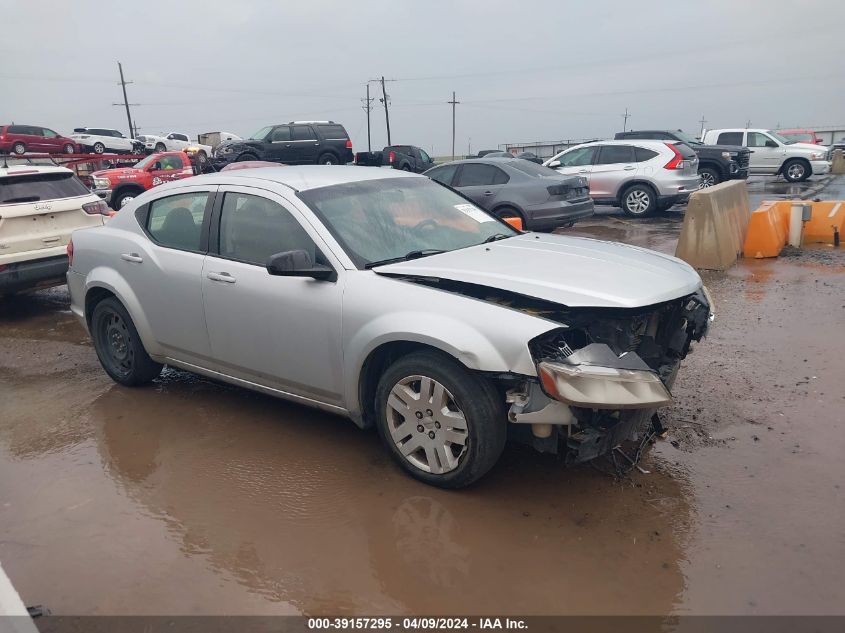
[675,180,750,270]
[831,150,845,175]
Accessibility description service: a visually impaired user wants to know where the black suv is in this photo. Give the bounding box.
[614,129,750,188]
[211,121,353,168]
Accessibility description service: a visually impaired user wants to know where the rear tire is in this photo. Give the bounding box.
[91,297,162,386]
[621,184,657,217]
[318,153,338,165]
[236,153,258,162]
[783,159,810,182]
[698,167,720,188]
[93,142,105,154]
[12,142,25,154]
[155,142,166,152]
[374,350,507,488]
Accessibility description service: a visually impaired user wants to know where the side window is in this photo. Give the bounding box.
[292,126,315,141]
[29,127,45,136]
[596,145,635,165]
[175,134,189,142]
[270,127,291,142]
[218,193,317,266]
[455,163,507,186]
[419,149,431,163]
[634,147,659,162]
[147,192,210,252]
[557,146,597,167]
[427,164,458,186]
[747,132,773,147]
[717,132,743,145]
[8,125,25,134]
[156,155,184,170]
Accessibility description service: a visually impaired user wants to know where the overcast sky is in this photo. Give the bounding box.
[2,0,844,155]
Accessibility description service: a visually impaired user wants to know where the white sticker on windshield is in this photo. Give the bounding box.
[454,203,495,223]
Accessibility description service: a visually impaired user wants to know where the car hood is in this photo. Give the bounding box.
[91,167,140,178]
[373,233,702,309]
[789,142,827,154]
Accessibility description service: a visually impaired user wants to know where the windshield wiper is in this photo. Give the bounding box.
[483,233,513,243]
[365,249,446,269]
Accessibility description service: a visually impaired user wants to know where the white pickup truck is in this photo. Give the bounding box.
[701,128,830,182]
[140,132,212,160]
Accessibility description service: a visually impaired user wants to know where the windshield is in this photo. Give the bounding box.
[249,126,273,140]
[766,130,794,145]
[781,132,813,143]
[298,177,518,269]
[672,130,702,145]
[132,154,158,170]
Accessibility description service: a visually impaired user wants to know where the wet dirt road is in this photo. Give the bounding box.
[1,177,844,616]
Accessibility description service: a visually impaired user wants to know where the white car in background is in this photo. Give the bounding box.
[701,129,831,182]
[142,132,212,160]
[0,164,110,296]
[70,128,142,154]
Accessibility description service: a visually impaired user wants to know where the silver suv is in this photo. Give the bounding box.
[544,140,701,217]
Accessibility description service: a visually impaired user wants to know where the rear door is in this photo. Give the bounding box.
[452,163,509,208]
[290,125,319,163]
[22,126,47,152]
[590,145,637,199]
[0,171,103,262]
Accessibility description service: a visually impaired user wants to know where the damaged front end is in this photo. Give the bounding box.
[510,288,712,463]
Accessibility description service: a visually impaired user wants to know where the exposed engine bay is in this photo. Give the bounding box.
[388,274,712,464]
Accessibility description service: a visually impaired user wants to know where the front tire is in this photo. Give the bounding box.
[374,350,507,488]
[91,297,162,386]
[63,143,76,154]
[783,159,810,182]
[317,153,338,165]
[12,142,25,154]
[621,184,657,217]
[698,167,720,188]
[114,189,142,209]
[494,206,526,230]
[93,142,105,154]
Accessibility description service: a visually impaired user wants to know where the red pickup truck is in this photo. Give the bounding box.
[90,151,195,209]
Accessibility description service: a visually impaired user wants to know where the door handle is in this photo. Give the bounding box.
[121,253,143,263]
[207,271,236,284]
[578,169,589,173]
[483,190,494,196]
[624,165,636,171]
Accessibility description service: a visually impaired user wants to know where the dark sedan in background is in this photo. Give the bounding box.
[424,158,593,230]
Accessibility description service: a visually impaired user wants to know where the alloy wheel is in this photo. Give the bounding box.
[699,172,716,188]
[386,375,469,475]
[787,163,805,180]
[119,195,135,208]
[625,189,651,214]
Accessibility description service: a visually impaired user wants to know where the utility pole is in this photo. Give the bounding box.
[113,62,137,139]
[361,83,374,152]
[448,91,460,160]
[745,119,752,128]
[621,107,631,132]
[698,115,707,139]
[380,76,391,146]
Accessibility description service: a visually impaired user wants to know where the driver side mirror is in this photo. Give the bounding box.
[765,140,778,148]
[266,250,335,281]
[548,159,561,168]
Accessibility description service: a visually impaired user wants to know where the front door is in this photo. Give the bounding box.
[120,187,216,363]
[550,146,598,188]
[746,131,783,174]
[201,187,345,405]
[590,144,637,199]
[148,153,191,187]
[266,126,295,163]
[452,163,509,209]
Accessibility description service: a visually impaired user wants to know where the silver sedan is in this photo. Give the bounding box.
[67,166,711,487]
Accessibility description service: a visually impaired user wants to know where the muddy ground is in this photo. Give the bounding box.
[1,176,843,616]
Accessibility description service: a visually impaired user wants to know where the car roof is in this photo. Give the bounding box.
[777,128,813,134]
[568,139,673,149]
[183,165,421,192]
[0,165,73,178]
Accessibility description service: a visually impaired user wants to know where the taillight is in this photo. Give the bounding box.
[547,184,568,196]
[0,127,5,140]
[389,151,395,163]
[345,139,353,149]
[67,239,74,266]
[663,143,685,170]
[82,199,110,215]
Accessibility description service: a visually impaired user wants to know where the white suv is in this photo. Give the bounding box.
[0,164,109,295]
[544,140,701,217]
[701,129,830,182]
[70,128,142,155]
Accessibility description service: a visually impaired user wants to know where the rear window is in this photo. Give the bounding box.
[673,142,697,159]
[318,124,348,139]
[717,132,743,145]
[508,160,562,178]
[0,172,90,204]
[634,147,658,162]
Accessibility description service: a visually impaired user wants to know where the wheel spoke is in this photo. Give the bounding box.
[387,392,411,416]
[390,420,415,442]
[436,445,455,472]
[424,445,442,474]
[440,408,467,430]
[430,381,447,410]
[399,434,424,457]
[443,429,467,445]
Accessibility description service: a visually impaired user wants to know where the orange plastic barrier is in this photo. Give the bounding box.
[803,201,844,245]
[743,201,789,258]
